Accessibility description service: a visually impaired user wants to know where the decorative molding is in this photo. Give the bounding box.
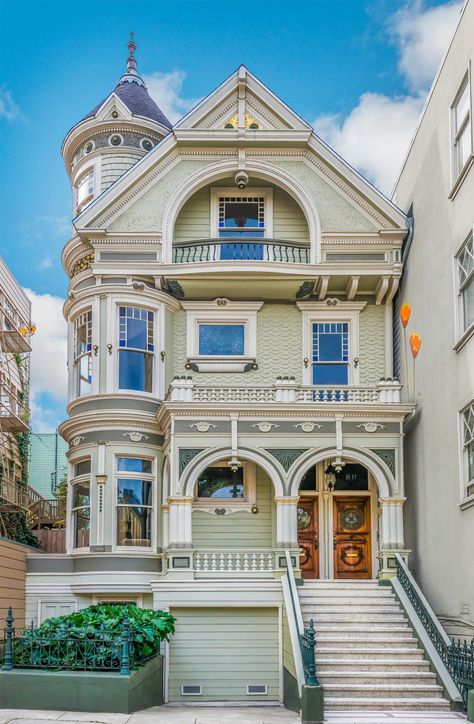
[192,505,253,515]
[357,423,386,433]
[371,448,396,475]
[122,431,150,442]
[293,422,323,432]
[274,496,300,505]
[265,449,307,472]
[251,422,279,433]
[71,436,86,447]
[71,253,95,278]
[178,448,205,476]
[188,422,218,432]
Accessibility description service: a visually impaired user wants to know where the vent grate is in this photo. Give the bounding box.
[181,684,202,696]
[247,684,268,695]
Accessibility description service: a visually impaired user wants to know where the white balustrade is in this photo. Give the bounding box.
[194,549,274,574]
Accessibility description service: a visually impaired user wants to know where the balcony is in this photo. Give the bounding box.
[0,477,29,511]
[168,377,402,405]
[173,238,310,264]
[0,386,29,432]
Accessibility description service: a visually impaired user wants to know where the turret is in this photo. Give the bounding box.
[61,34,172,215]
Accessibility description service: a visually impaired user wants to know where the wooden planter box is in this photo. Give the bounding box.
[0,655,163,713]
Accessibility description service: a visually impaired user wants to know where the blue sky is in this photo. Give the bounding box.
[0,0,462,430]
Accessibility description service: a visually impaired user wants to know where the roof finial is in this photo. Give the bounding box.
[126,32,137,74]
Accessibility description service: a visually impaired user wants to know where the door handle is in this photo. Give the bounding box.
[333,538,337,549]
[314,538,319,549]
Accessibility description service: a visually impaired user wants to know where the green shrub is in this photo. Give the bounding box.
[13,604,175,671]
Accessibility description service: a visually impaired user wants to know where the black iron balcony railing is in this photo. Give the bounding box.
[173,238,310,264]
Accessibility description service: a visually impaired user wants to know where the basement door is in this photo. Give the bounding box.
[167,607,280,702]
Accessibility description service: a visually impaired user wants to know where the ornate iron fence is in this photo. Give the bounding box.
[300,618,319,686]
[2,607,157,675]
[396,557,474,710]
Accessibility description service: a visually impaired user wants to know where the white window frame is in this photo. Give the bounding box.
[297,301,367,386]
[73,157,101,213]
[192,460,257,512]
[69,302,99,402]
[210,187,273,238]
[454,231,474,349]
[182,300,263,372]
[459,399,474,509]
[450,68,473,191]
[69,458,91,552]
[114,455,155,552]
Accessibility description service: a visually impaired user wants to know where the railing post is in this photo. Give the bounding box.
[3,607,14,670]
[305,619,319,686]
[120,612,131,675]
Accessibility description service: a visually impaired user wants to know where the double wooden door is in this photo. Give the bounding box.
[297,495,372,579]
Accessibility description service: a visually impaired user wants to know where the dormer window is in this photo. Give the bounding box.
[76,169,94,210]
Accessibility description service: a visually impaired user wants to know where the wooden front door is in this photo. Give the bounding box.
[333,497,371,579]
[297,498,319,579]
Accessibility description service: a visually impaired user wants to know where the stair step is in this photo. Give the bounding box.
[323,684,444,700]
[316,628,414,638]
[317,637,419,647]
[317,672,437,685]
[324,697,451,711]
[300,604,402,613]
[306,613,407,622]
[317,648,425,658]
[299,592,396,601]
[318,659,430,670]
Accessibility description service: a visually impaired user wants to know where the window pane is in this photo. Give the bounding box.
[117,458,152,474]
[463,276,474,330]
[458,122,471,171]
[117,478,152,506]
[224,202,260,228]
[73,480,90,508]
[73,509,90,548]
[119,350,153,391]
[77,353,92,396]
[334,463,369,491]
[318,333,343,362]
[456,82,470,130]
[468,441,474,482]
[299,465,317,491]
[197,466,244,499]
[117,506,152,546]
[198,324,245,356]
[74,460,91,476]
[313,363,348,385]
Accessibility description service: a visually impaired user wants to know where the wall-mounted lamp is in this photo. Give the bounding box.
[92,345,99,356]
[107,344,113,355]
[324,463,336,492]
[303,357,309,369]
[160,350,166,361]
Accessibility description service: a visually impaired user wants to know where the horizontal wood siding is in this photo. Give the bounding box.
[192,468,273,548]
[173,188,210,240]
[282,607,296,678]
[168,607,280,701]
[273,187,308,240]
[0,539,30,627]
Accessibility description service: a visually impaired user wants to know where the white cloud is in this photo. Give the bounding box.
[143,70,200,125]
[38,255,53,271]
[0,86,24,123]
[24,288,67,431]
[390,0,462,92]
[311,1,462,196]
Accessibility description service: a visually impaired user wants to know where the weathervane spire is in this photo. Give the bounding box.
[126,32,137,75]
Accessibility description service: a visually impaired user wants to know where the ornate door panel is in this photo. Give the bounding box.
[297,498,319,579]
[333,497,371,579]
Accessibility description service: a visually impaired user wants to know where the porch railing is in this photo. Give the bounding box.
[169,378,402,404]
[173,238,310,264]
[395,554,472,711]
[194,549,274,574]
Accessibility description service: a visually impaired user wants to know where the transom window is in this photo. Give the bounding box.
[198,323,245,356]
[71,459,91,549]
[452,75,472,179]
[218,196,265,238]
[457,233,474,335]
[462,404,474,499]
[196,466,245,499]
[116,457,153,547]
[118,307,154,392]
[312,322,349,385]
[73,311,92,397]
[76,170,94,209]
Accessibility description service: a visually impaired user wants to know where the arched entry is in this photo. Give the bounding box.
[296,460,379,580]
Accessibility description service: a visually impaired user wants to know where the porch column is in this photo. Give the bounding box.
[379,497,406,549]
[275,496,299,547]
[167,496,194,547]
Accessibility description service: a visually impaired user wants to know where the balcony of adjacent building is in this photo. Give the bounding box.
[0,383,29,433]
[0,299,32,354]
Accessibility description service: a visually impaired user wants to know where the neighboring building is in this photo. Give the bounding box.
[25,37,458,712]
[29,433,68,499]
[0,257,32,517]
[393,0,474,640]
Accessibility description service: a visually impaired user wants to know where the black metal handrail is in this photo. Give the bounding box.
[173,238,310,263]
[2,607,156,675]
[396,556,473,710]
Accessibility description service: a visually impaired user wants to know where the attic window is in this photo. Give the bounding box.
[111,110,119,119]
[84,141,95,155]
[109,134,124,147]
[140,138,154,152]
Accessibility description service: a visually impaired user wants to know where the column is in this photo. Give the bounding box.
[275,496,300,547]
[379,497,407,578]
[167,496,194,547]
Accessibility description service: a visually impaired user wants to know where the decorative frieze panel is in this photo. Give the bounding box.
[371,449,396,476]
[71,252,95,278]
[265,449,307,472]
[178,448,204,476]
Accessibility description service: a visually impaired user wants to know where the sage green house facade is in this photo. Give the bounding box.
[25,40,419,708]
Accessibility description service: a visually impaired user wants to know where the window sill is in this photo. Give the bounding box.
[448,154,474,200]
[186,357,257,373]
[453,322,474,352]
[459,493,474,511]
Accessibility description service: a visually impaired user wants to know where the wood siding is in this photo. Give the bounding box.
[282,607,296,678]
[168,607,280,701]
[0,538,32,628]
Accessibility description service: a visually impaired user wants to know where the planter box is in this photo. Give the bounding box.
[0,655,163,713]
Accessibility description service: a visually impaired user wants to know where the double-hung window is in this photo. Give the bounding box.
[73,311,92,397]
[211,188,272,260]
[461,403,474,500]
[452,74,472,181]
[456,233,474,338]
[116,457,153,547]
[76,169,94,210]
[118,307,154,392]
[312,322,349,385]
[71,460,90,549]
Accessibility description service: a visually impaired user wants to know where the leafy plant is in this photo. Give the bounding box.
[13,604,175,671]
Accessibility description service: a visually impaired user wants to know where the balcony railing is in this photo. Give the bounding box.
[0,477,29,511]
[0,386,29,432]
[173,238,310,264]
[194,549,274,575]
[168,377,402,404]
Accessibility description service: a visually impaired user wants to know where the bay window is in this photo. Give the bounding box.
[73,311,92,396]
[71,460,91,549]
[118,306,154,392]
[116,457,153,547]
[76,169,94,210]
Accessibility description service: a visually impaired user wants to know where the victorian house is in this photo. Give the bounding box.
[24,38,458,714]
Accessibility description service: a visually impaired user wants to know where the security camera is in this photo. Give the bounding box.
[235,171,249,190]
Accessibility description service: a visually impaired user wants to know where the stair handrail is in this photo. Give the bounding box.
[394,553,469,710]
[281,551,305,695]
[285,549,303,634]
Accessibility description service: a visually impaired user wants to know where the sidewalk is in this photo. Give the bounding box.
[0,706,467,724]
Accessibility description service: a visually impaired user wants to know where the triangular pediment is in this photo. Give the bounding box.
[93,93,133,122]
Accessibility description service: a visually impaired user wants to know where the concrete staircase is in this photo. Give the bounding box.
[298,580,452,712]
